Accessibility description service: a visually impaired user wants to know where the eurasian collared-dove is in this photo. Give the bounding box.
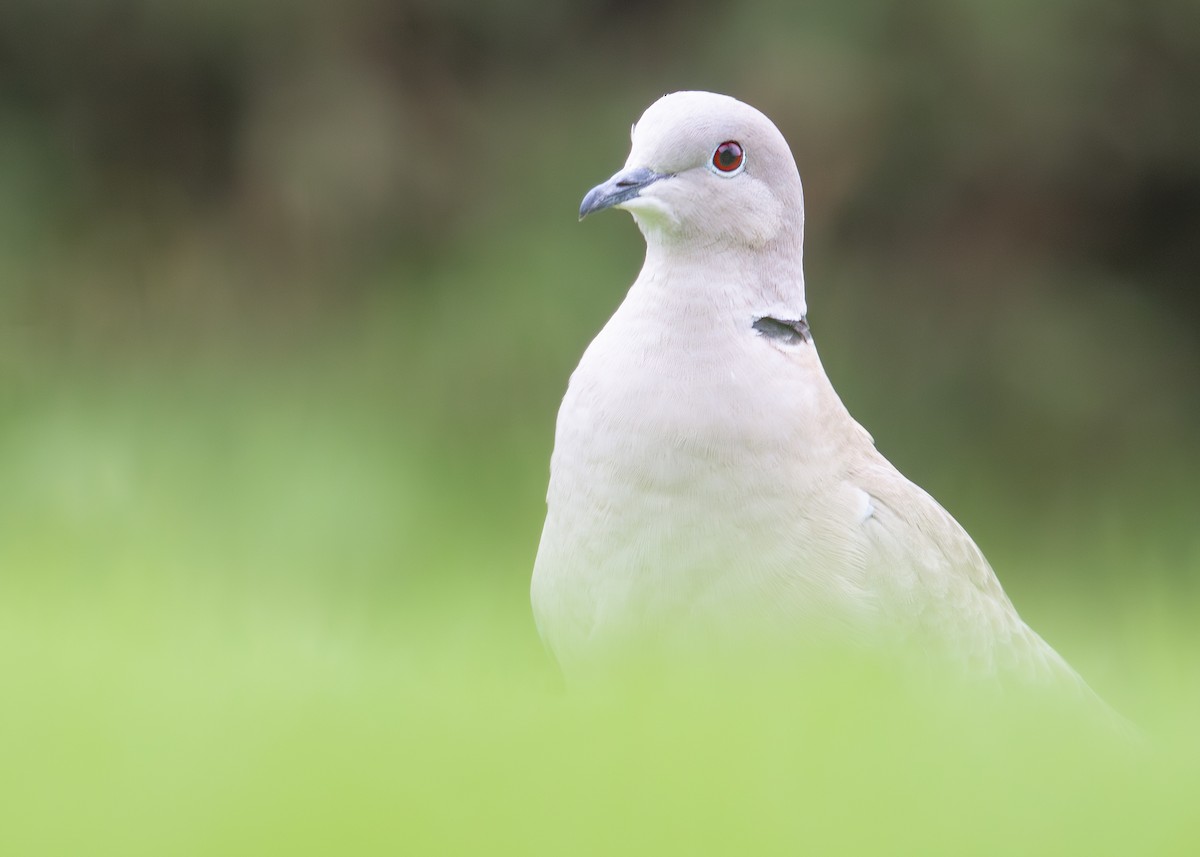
[531,91,1097,696]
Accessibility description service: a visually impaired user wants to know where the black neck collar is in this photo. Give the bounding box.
[753,316,811,344]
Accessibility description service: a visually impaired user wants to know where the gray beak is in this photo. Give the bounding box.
[579,166,670,220]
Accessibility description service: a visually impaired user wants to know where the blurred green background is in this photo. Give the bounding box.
[2,0,1198,853]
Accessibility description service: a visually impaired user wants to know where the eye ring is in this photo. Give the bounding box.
[710,141,745,176]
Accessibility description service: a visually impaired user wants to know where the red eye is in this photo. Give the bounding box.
[712,141,744,173]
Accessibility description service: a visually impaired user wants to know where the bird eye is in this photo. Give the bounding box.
[711,141,745,175]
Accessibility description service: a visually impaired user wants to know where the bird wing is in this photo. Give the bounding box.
[845,451,1087,690]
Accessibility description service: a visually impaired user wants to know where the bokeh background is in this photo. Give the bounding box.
[2,0,1198,853]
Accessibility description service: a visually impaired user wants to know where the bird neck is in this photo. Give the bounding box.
[638,232,807,322]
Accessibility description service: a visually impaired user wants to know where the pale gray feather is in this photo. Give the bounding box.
[532,91,1116,721]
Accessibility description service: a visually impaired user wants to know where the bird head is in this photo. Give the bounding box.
[579,91,805,251]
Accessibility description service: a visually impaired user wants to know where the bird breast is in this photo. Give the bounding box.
[532,274,876,673]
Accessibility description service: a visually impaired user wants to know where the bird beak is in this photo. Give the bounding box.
[579,166,670,220]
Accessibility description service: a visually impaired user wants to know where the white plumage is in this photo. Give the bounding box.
[531,91,1093,695]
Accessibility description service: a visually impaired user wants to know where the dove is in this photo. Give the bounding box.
[530,91,1098,698]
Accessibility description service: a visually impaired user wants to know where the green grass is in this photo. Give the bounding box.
[2,577,1198,855]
